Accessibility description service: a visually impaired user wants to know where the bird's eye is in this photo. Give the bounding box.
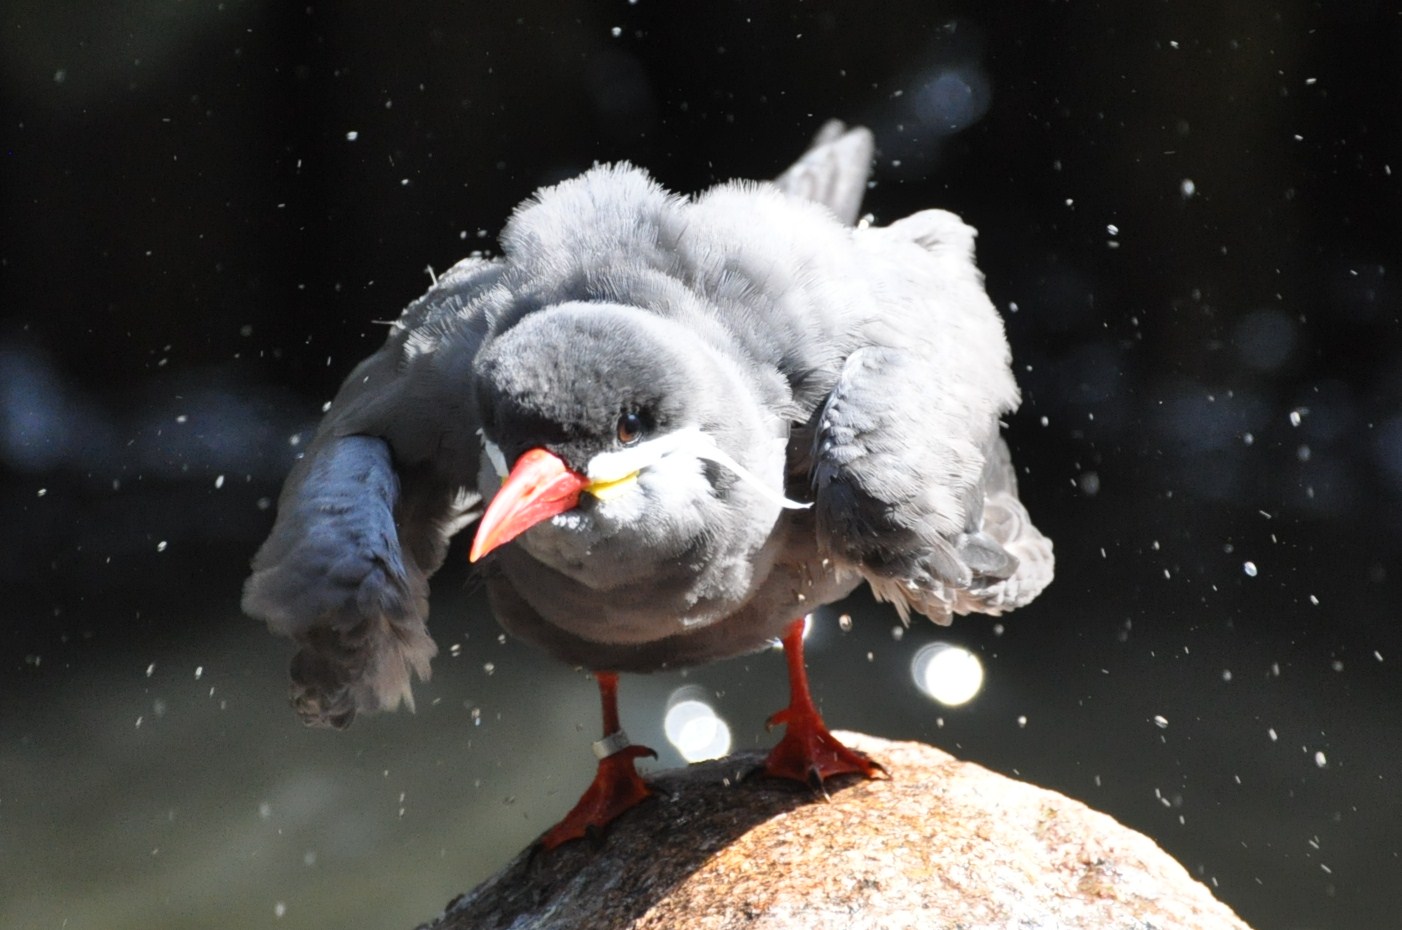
[616,412,644,446]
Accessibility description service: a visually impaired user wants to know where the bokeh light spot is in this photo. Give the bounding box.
[663,692,732,762]
[910,642,985,707]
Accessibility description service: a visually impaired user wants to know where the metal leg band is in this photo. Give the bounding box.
[592,729,633,760]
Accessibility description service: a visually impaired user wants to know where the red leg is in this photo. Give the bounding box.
[537,671,655,850]
[762,617,886,789]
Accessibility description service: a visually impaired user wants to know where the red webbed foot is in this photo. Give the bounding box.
[536,671,656,851]
[763,705,886,790]
[537,742,656,851]
[760,617,889,793]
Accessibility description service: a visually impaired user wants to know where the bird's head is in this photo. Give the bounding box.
[468,303,806,576]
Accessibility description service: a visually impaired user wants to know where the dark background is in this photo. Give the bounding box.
[3,2,1399,928]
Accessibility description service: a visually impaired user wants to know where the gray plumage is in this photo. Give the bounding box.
[243,122,1054,728]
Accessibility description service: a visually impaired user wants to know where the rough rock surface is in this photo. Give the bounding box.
[418,732,1254,930]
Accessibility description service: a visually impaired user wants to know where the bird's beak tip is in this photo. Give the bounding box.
[469,447,587,562]
[466,535,491,564]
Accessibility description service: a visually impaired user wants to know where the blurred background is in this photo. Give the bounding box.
[3,2,1399,928]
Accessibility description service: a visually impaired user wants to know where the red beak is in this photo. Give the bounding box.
[469,448,589,562]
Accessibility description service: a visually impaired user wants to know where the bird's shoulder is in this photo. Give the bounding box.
[312,255,504,468]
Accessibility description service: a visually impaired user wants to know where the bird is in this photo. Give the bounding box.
[243,121,1054,850]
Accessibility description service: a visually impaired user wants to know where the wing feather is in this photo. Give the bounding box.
[242,257,502,726]
[814,214,1053,625]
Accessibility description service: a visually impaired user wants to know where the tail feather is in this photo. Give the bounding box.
[773,120,875,225]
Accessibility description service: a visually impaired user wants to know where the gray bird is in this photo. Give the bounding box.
[243,122,1054,848]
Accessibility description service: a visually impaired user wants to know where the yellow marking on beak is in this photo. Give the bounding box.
[585,470,639,501]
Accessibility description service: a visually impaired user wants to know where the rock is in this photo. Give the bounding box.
[418,732,1254,930]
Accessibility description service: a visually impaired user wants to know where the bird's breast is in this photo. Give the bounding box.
[485,509,862,671]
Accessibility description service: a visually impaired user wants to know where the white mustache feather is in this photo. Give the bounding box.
[588,426,810,511]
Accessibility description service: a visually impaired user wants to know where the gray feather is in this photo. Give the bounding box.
[242,258,498,725]
[244,123,1054,705]
[772,121,875,225]
[242,436,437,727]
[951,436,1055,616]
[812,214,1051,626]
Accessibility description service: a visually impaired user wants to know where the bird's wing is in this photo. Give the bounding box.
[812,211,1053,624]
[955,432,1055,616]
[772,121,875,226]
[242,256,503,727]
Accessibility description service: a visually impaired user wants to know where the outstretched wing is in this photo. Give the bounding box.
[242,257,503,727]
[813,211,1053,625]
[773,120,875,226]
